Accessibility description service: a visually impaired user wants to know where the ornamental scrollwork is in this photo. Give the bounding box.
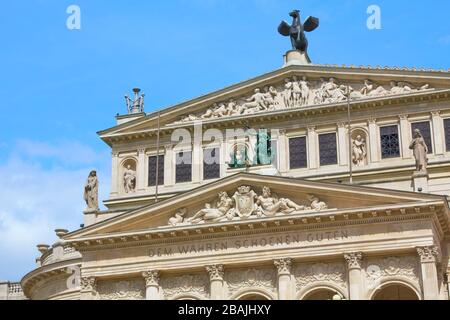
[226,268,277,295]
[293,262,347,290]
[97,279,145,300]
[416,246,439,263]
[206,264,224,281]
[160,274,209,299]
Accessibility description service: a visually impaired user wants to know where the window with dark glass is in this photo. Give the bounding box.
[319,133,338,166]
[148,155,164,187]
[411,122,433,154]
[289,137,307,169]
[203,148,220,180]
[176,151,192,183]
[380,125,400,159]
[445,119,450,152]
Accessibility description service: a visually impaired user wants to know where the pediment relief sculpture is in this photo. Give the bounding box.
[174,78,433,124]
[166,186,330,227]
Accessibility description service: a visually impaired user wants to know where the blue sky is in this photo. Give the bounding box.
[0,0,449,281]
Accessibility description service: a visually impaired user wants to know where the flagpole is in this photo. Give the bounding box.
[347,85,353,184]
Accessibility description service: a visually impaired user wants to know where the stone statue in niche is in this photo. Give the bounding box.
[187,192,234,224]
[352,135,367,166]
[256,187,304,216]
[307,195,328,211]
[123,165,136,193]
[168,208,187,226]
[409,129,428,173]
[84,170,99,212]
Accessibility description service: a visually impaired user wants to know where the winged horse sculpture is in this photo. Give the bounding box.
[278,10,319,55]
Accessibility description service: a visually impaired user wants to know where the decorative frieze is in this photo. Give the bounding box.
[365,256,419,290]
[160,274,209,299]
[97,279,145,300]
[226,268,277,295]
[293,262,347,290]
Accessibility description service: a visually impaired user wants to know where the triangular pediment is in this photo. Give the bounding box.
[64,173,448,242]
[98,65,450,144]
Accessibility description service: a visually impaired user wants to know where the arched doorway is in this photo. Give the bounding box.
[238,294,270,300]
[372,284,420,300]
[303,289,343,300]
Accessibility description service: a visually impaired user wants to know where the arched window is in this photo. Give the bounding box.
[372,283,420,300]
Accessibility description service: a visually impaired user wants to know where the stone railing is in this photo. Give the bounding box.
[0,282,27,300]
[40,245,81,267]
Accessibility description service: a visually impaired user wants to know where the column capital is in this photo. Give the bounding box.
[337,122,347,129]
[399,114,409,121]
[142,270,160,287]
[307,125,316,133]
[417,246,439,263]
[164,144,173,151]
[368,117,377,125]
[112,151,120,157]
[80,276,97,292]
[344,252,363,270]
[137,147,146,154]
[278,129,287,136]
[431,110,441,117]
[206,264,224,281]
[274,258,293,275]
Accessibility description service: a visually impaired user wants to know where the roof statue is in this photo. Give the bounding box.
[124,88,145,114]
[278,9,319,54]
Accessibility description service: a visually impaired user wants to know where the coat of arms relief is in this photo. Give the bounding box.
[167,186,329,226]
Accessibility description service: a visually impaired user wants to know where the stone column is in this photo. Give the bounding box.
[431,111,445,156]
[307,126,318,169]
[137,147,146,192]
[143,270,161,300]
[344,252,363,300]
[206,264,224,300]
[192,122,203,183]
[417,246,440,300]
[399,115,412,159]
[110,151,119,196]
[337,123,349,166]
[164,144,174,187]
[368,118,380,163]
[80,277,97,300]
[274,258,293,300]
[277,130,289,174]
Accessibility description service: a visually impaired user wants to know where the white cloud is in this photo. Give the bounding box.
[0,140,110,281]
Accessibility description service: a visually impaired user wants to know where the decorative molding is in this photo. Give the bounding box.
[274,258,292,275]
[160,274,209,299]
[337,122,346,129]
[431,110,441,117]
[399,114,409,121]
[416,246,439,263]
[368,117,377,125]
[307,125,316,133]
[206,264,224,281]
[365,256,420,290]
[137,147,146,154]
[97,279,145,300]
[294,262,347,290]
[226,267,277,295]
[142,270,160,287]
[344,252,363,270]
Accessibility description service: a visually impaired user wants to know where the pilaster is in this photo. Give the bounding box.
[399,115,411,159]
[274,258,294,300]
[206,264,224,300]
[344,252,363,300]
[368,118,380,163]
[307,126,318,169]
[431,111,445,156]
[143,270,161,300]
[110,151,119,196]
[337,123,349,166]
[417,246,440,300]
[137,147,146,192]
[164,144,174,186]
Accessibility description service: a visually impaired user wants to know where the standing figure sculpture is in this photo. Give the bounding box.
[84,170,99,212]
[409,129,428,173]
[123,165,136,193]
[352,135,367,166]
[278,10,319,55]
